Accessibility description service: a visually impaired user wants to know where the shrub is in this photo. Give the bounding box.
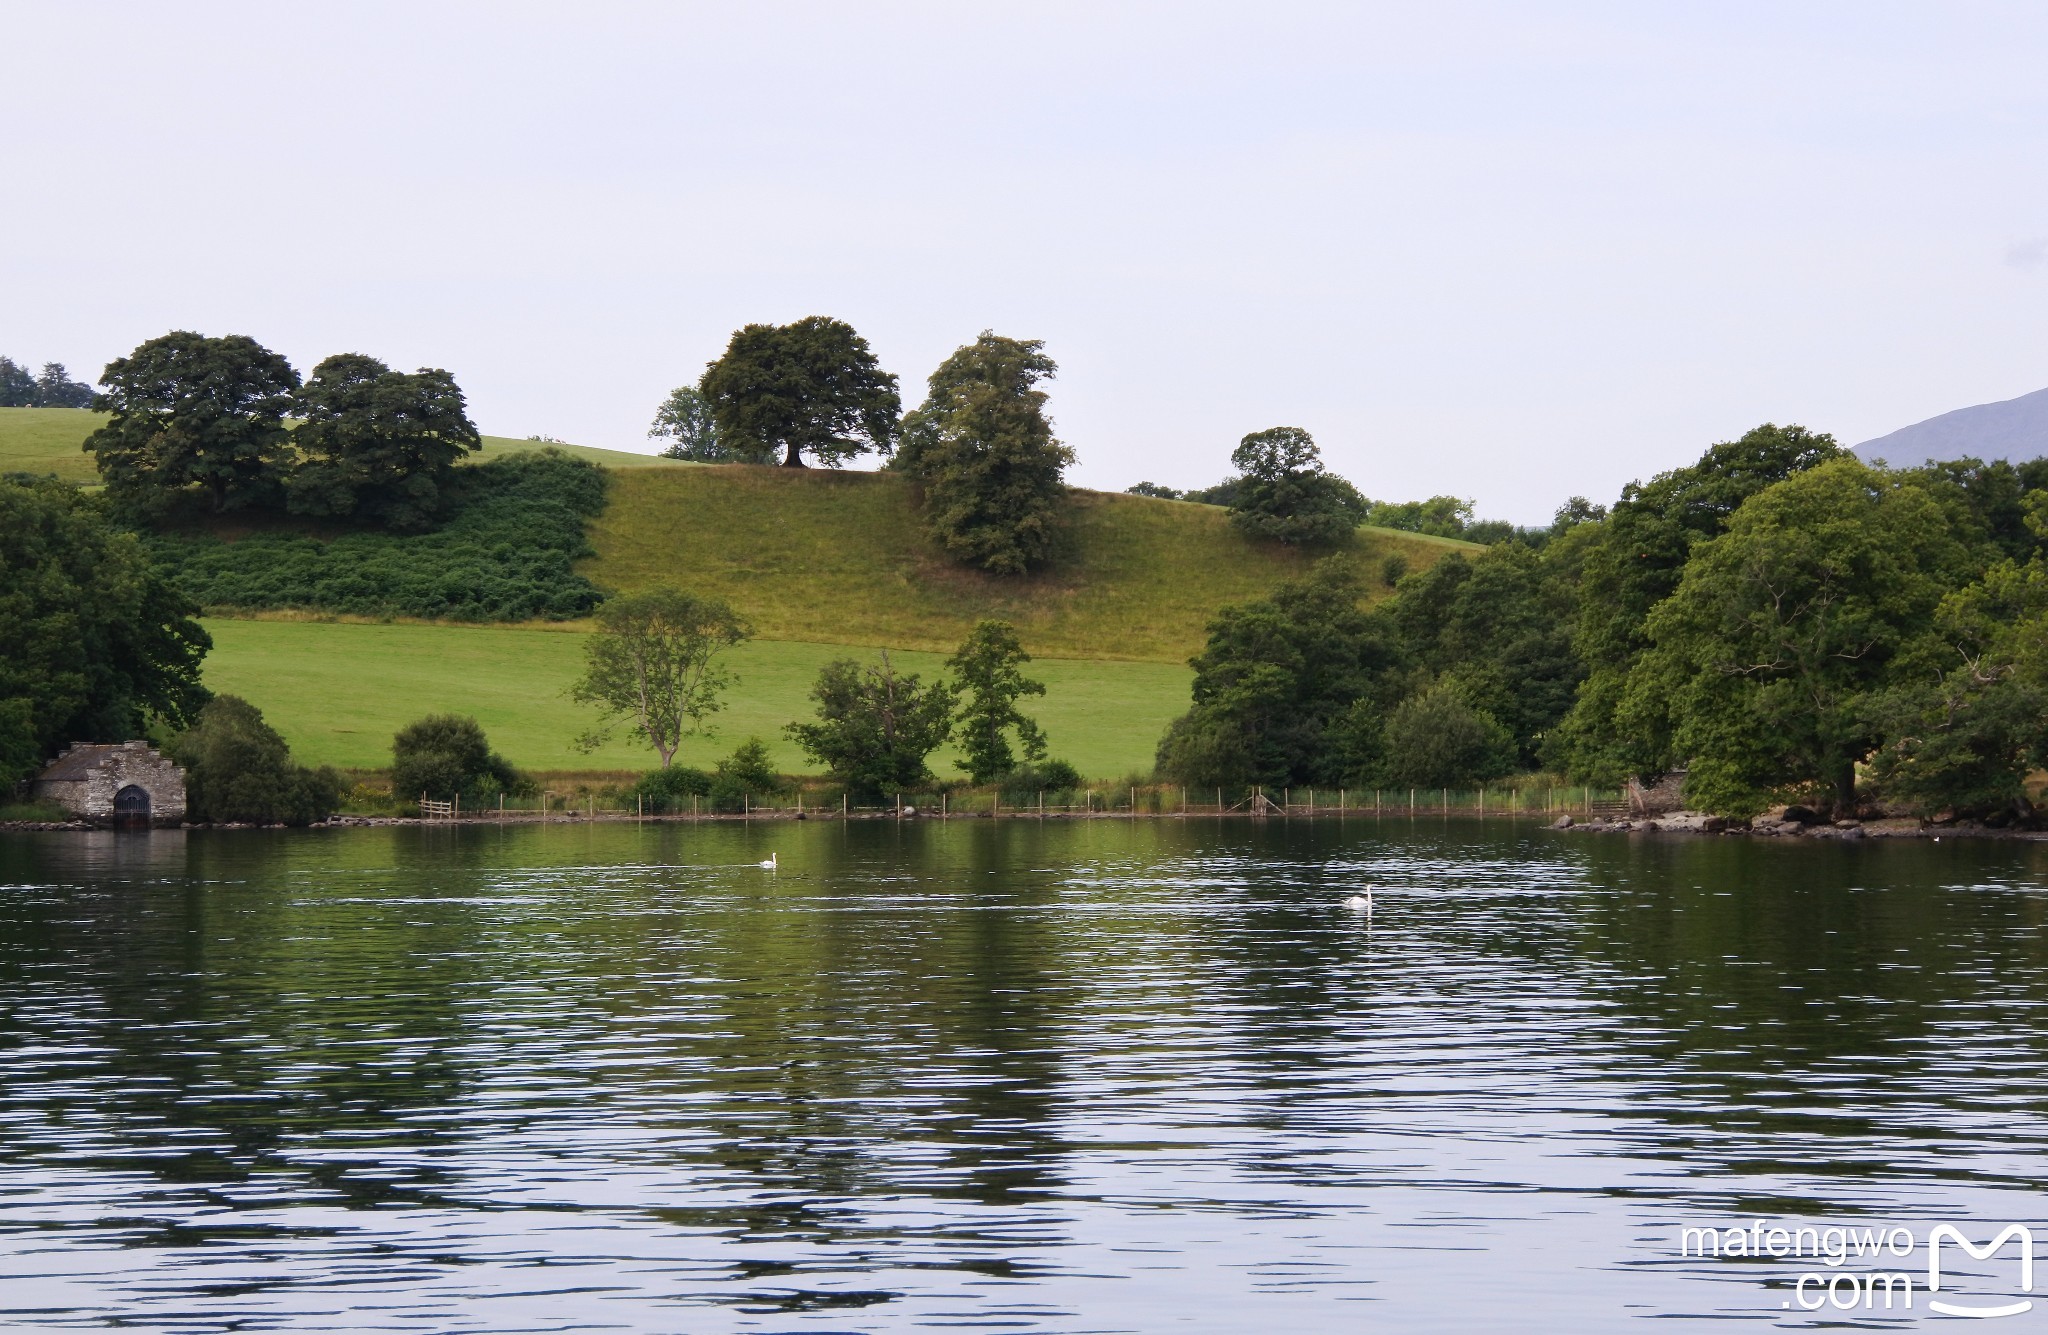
[1379,683,1516,788]
[1000,758,1082,797]
[630,764,712,813]
[391,714,524,805]
[172,694,342,825]
[706,738,785,812]
[141,450,609,622]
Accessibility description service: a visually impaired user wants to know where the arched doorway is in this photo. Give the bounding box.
[113,784,152,831]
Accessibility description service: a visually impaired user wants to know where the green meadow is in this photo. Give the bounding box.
[586,465,1473,660]
[200,618,1192,779]
[7,406,1480,779]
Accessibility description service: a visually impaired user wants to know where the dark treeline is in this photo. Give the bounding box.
[1157,424,2048,823]
[0,356,93,408]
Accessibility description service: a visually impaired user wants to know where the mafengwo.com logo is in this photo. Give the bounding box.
[1680,1219,2033,1316]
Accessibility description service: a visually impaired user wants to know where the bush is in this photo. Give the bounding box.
[1379,683,1516,787]
[391,714,524,805]
[141,450,609,622]
[1000,758,1082,797]
[630,765,712,813]
[703,739,783,811]
[172,694,342,825]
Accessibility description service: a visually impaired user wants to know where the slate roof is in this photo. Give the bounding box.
[36,743,158,782]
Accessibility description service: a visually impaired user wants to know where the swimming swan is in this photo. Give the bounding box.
[1344,887,1373,911]
[758,853,778,870]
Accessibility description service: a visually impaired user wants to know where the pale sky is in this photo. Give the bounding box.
[5,2,2046,523]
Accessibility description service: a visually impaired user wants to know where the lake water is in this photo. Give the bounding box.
[2,819,2044,1332]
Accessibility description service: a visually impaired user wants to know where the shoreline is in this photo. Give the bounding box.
[5,807,2043,839]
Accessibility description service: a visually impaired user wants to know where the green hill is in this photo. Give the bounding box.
[0,406,684,482]
[587,465,1470,661]
[4,405,1479,776]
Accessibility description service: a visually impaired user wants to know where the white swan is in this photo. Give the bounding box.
[758,853,778,870]
[1344,887,1373,911]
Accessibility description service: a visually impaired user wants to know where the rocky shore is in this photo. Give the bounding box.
[1549,809,2038,840]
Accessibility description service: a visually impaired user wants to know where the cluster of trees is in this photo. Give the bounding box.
[0,474,352,823]
[0,357,93,408]
[570,585,1068,800]
[1155,421,2048,821]
[85,331,481,528]
[651,319,1073,575]
[1127,428,1524,546]
[0,477,213,786]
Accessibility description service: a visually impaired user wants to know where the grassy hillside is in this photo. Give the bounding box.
[0,407,103,482]
[588,466,1472,661]
[201,618,1189,778]
[0,406,684,478]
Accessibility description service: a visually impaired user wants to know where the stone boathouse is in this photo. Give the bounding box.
[31,742,187,828]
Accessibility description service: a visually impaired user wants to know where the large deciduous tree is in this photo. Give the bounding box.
[785,654,955,798]
[895,332,1073,574]
[287,354,482,530]
[699,316,899,468]
[1553,423,1844,783]
[1623,458,1969,817]
[570,588,751,768]
[948,620,1048,783]
[85,331,301,513]
[0,477,212,784]
[1226,427,1367,546]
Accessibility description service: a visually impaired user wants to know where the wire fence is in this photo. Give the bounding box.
[404,783,1629,821]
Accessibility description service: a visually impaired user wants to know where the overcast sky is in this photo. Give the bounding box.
[5,2,2046,522]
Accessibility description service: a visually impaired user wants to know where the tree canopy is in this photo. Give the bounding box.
[172,694,341,826]
[1622,458,1969,816]
[1553,423,1846,783]
[570,588,751,768]
[948,620,1049,783]
[785,654,954,798]
[1226,427,1367,546]
[648,385,744,462]
[699,317,899,468]
[391,714,524,804]
[85,331,301,513]
[1157,561,1403,787]
[895,332,1073,574]
[0,357,93,408]
[0,477,211,785]
[287,353,482,530]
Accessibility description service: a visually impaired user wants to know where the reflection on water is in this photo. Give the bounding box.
[1,820,2045,1331]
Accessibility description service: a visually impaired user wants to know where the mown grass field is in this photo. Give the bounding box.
[587,466,1473,661]
[201,618,1191,779]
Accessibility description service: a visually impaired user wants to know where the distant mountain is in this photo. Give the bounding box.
[1854,385,2048,467]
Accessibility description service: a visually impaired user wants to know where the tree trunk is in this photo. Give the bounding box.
[781,440,807,467]
[1832,761,1856,817]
